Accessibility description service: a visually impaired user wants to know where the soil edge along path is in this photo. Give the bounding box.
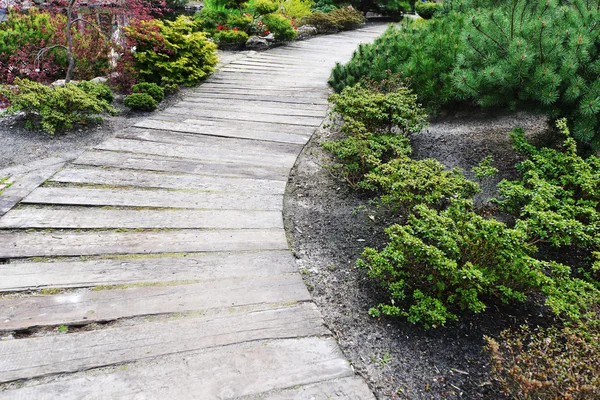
[0,24,389,398]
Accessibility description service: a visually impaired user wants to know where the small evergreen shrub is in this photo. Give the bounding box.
[131,82,165,102]
[415,1,439,19]
[322,84,427,184]
[486,323,600,400]
[226,14,253,31]
[262,14,297,41]
[0,78,116,135]
[214,30,250,47]
[76,81,114,103]
[254,0,280,15]
[299,6,365,33]
[361,157,480,209]
[495,120,600,251]
[123,16,217,87]
[123,92,158,111]
[279,0,314,20]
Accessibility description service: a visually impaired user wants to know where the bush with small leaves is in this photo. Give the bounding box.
[361,157,480,209]
[214,30,250,47]
[76,81,114,103]
[358,199,580,328]
[123,92,158,111]
[415,1,439,19]
[262,14,297,41]
[254,0,279,15]
[299,6,365,33]
[0,78,117,135]
[131,82,165,102]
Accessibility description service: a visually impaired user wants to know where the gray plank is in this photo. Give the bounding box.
[0,273,309,330]
[0,163,64,217]
[0,303,328,383]
[73,150,290,181]
[186,92,329,105]
[177,100,327,118]
[134,119,311,144]
[95,138,298,168]
[0,208,282,229]
[0,228,288,258]
[50,166,286,194]
[183,96,326,111]
[0,337,352,400]
[162,108,324,127]
[242,376,376,400]
[22,187,283,210]
[0,250,296,292]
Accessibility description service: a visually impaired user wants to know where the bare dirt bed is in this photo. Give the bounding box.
[284,110,551,399]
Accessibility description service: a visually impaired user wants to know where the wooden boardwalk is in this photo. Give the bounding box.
[0,25,388,399]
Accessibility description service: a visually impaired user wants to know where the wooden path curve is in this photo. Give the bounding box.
[0,25,388,399]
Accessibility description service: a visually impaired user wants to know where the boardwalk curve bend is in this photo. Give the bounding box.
[0,25,388,399]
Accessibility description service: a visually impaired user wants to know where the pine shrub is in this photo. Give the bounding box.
[415,1,439,19]
[262,14,297,41]
[329,13,463,111]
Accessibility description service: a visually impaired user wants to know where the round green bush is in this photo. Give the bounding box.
[131,82,165,102]
[214,30,250,48]
[415,1,439,19]
[262,14,297,41]
[123,92,158,111]
[254,0,279,15]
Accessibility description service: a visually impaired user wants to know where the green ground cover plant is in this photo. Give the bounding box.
[299,6,365,33]
[123,92,158,111]
[131,82,165,102]
[415,1,439,19]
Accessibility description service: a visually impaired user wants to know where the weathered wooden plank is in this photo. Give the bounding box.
[245,376,376,400]
[134,119,311,145]
[0,208,283,230]
[176,100,327,118]
[95,138,298,168]
[186,92,329,106]
[182,96,326,111]
[73,150,290,181]
[0,303,328,383]
[0,228,288,258]
[0,273,308,330]
[192,86,328,99]
[0,337,352,400]
[0,250,296,292]
[22,187,283,210]
[104,134,302,157]
[0,163,64,217]
[50,166,286,194]
[162,107,324,127]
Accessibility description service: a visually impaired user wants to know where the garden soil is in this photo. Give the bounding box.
[283,109,551,399]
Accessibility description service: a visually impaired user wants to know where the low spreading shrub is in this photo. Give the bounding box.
[361,157,480,209]
[299,6,364,33]
[486,323,600,400]
[254,0,280,15]
[495,120,600,252]
[0,78,116,135]
[131,82,165,102]
[415,1,439,19]
[122,16,217,87]
[123,92,158,111]
[322,84,427,184]
[76,81,114,103]
[262,14,297,41]
[214,29,250,46]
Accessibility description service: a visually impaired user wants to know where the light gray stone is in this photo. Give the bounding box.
[246,35,270,50]
[90,76,108,83]
[296,24,318,40]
